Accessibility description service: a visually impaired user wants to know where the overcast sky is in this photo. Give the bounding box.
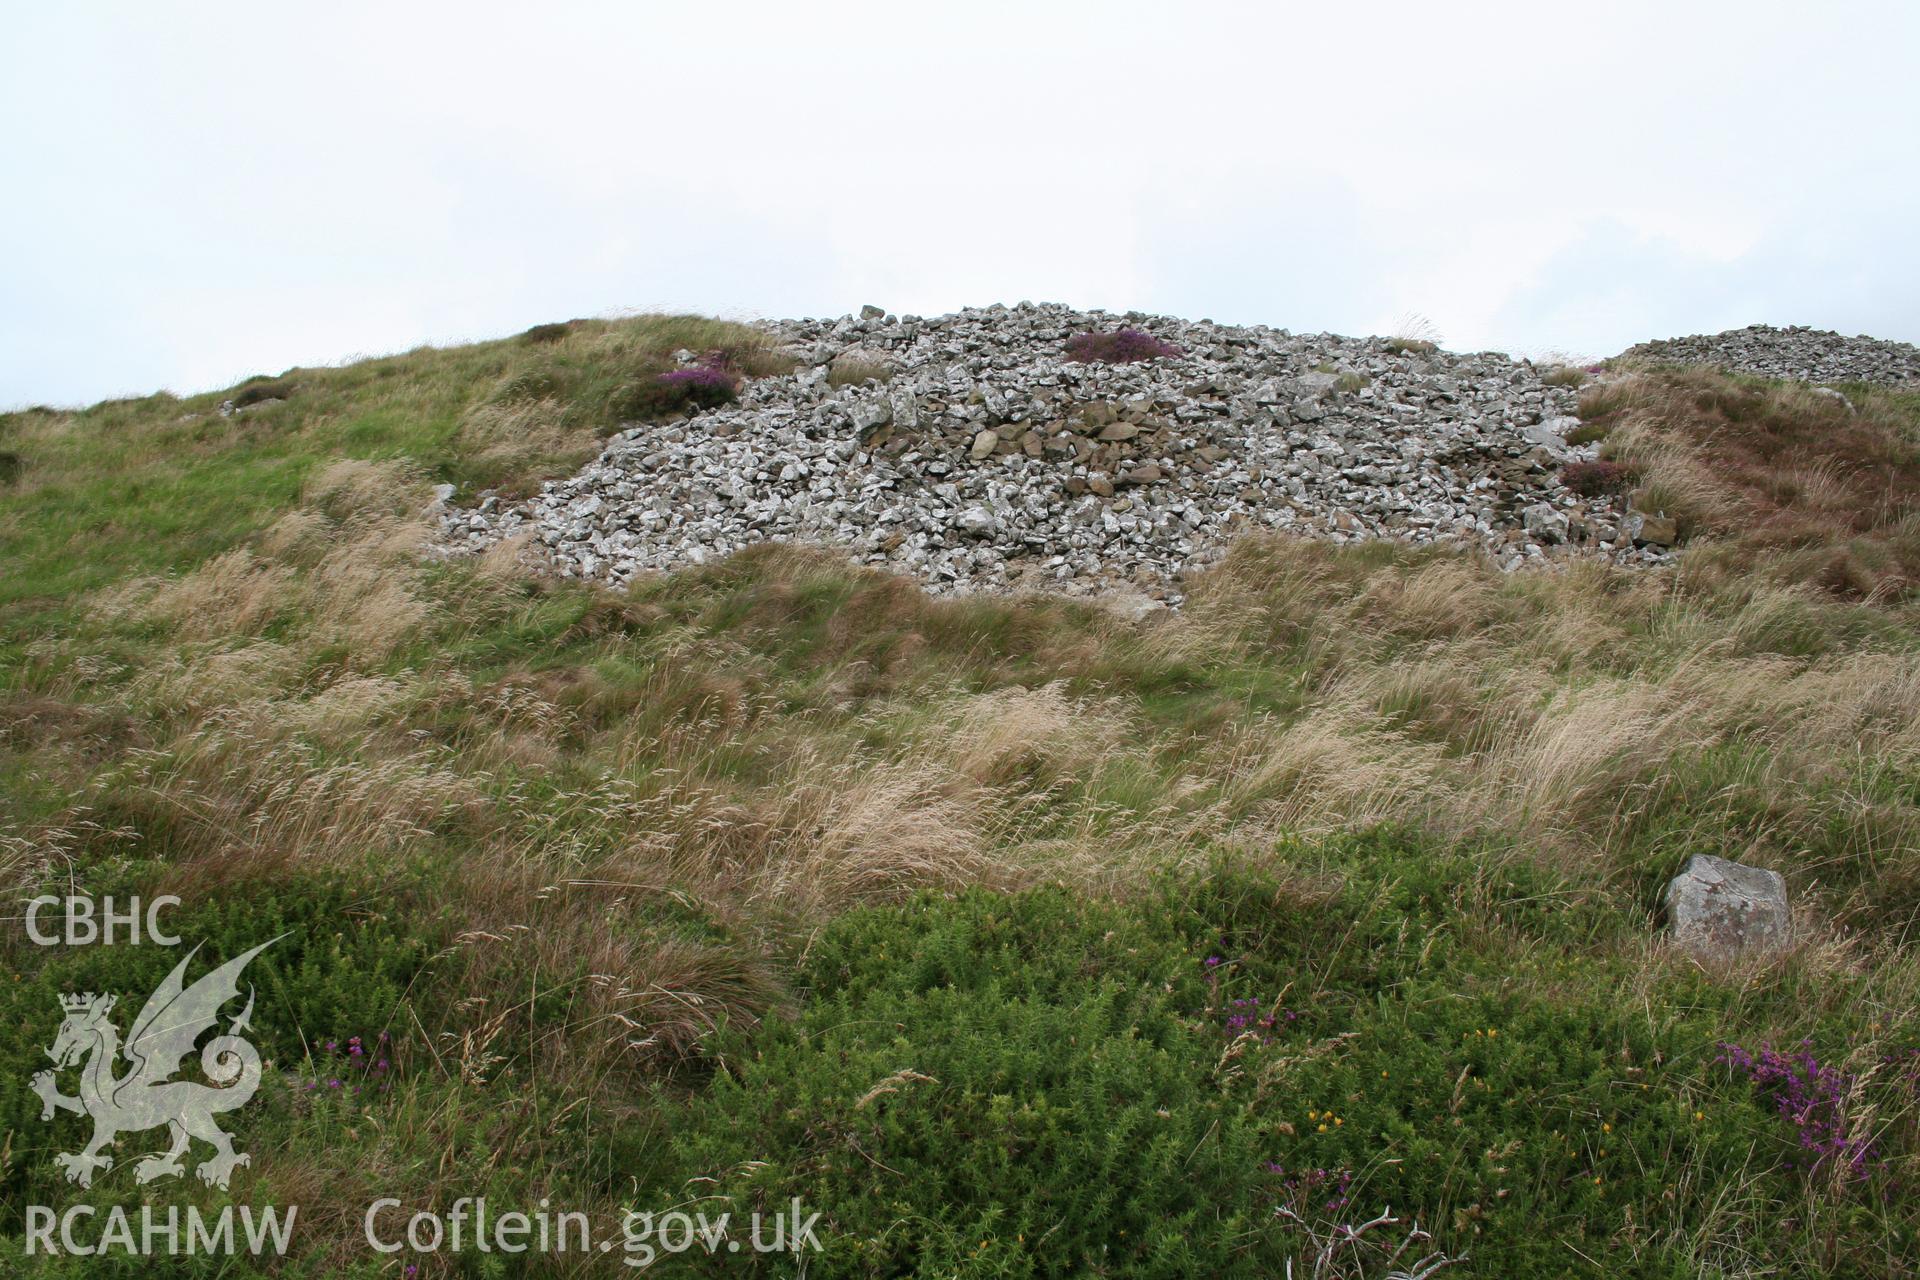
[4,1,1917,407]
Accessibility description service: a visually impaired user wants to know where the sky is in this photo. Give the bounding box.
[3,0,1917,408]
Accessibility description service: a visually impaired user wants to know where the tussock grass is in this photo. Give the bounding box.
[5,332,1920,1274]
[1588,368,1920,597]
[826,356,894,387]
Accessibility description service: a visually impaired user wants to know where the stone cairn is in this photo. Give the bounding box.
[440,303,1679,602]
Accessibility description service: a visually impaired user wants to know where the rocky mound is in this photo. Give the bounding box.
[1621,324,1920,386]
[441,304,1662,600]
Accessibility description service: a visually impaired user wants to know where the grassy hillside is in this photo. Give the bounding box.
[2,319,1918,1277]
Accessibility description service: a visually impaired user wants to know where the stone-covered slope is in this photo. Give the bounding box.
[1622,323,1920,386]
[441,303,1658,599]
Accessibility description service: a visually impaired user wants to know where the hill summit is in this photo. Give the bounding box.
[439,303,1654,601]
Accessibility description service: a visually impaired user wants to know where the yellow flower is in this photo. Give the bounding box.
[1693,1111,1703,1121]
[1602,1123,1611,1133]
[1488,1029,1498,1038]
[1334,1117,1343,1126]
[1308,1110,1319,1121]
[1317,1123,1328,1133]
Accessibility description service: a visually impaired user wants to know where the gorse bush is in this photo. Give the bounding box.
[6,318,1920,1275]
[0,871,440,1219]
[1064,328,1183,364]
[643,837,1920,1276]
[648,883,1287,1277]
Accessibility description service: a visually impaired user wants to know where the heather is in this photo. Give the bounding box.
[1064,326,1183,363]
[2,314,1920,1276]
[1559,458,1639,497]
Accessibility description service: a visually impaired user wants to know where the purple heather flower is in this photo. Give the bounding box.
[657,366,735,389]
[1718,1039,1880,1183]
[1064,328,1183,364]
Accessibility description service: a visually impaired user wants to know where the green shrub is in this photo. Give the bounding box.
[640,836,1919,1277]
[520,320,574,344]
[648,886,1285,1277]
[1566,421,1610,446]
[0,872,443,1219]
[230,378,295,409]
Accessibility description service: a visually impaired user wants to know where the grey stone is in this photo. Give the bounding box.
[1622,325,1920,387]
[1522,502,1569,545]
[1292,371,1340,401]
[830,346,896,381]
[889,386,920,430]
[1665,854,1791,960]
[1625,510,1678,547]
[954,506,997,538]
[1809,386,1857,415]
[433,301,1694,603]
[1522,416,1578,455]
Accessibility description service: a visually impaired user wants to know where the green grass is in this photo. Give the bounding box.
[642,841,1913,1277]
[3,322,1920,1276]
[0,315,776,613]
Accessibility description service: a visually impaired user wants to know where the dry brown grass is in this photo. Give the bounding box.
[452,397,600,491]
[103,458,435,661]
[30,445,1920,951]
[1588,368,1920,598]
[11,359,1920,1116]
[1157,535,1920,909]
[827,356,894,387]
[12,320,1920,1273]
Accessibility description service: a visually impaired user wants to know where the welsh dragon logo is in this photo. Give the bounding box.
[30,937,280,1191]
